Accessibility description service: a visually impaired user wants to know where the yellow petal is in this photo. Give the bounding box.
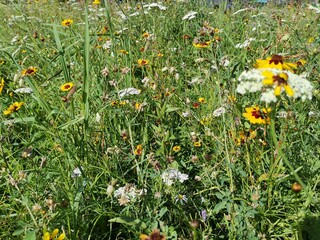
[51,229,59,239]
[274,86,282,96]
[262,79,274,85]
[57,233,65,240]
[284,85,294,97]
[140,234,150,240]
[43,232,50,240]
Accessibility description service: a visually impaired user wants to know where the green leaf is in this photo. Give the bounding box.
[109,216,147,229]
[213,201,227,214]
[23,231,36,240]
[12,228,24,236]
[158,207,168,218]
[165,106,180,113]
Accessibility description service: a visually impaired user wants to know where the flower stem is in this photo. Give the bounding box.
[269,111,305,188]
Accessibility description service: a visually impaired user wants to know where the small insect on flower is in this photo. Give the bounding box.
[60,82,74,92]
[22,66,37,76]
[243,106,271,125]
[61,19,73,27]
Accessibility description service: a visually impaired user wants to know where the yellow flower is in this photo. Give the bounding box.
[193,41,211,48]
[0,59,4,65]
[262,71,294,97]
[198,97,206,103]
[60,82,74,91]
[254,54,297,72]
[142,32,150,38]
[43,229,65,240]
[22,66,37,76]
[172,145,181,152]
[61,19,73,27]
[119,49,129,54]
[0,78,4,94]
[134,144,143,156]
[194,141,201,147]
[140,229,166,240]
[243,106,271,125]
[93,0,101,4]
[138,59,149,66]
[3,102,24,115]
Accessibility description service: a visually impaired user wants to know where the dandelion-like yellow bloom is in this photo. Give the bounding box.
[3,102,24,115]
[61,19,73,27]
[193,41,211,48]
[60,82,74,92]
[262,71,294,97]
[173,145,181,152]
[93,0,101,4]
[0,78,4,94]
[243,106,271,125]
[254,54,297,72]
[22,66,37,76]
[138,59,149,66]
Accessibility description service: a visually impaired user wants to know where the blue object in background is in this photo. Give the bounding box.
[256,0,268,2]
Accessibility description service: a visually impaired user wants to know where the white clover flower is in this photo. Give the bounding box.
[286,71,313,101]
[182,11,197,20]
[118,88,141,98]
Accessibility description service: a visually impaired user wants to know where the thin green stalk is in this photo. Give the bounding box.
[269,111,305,187]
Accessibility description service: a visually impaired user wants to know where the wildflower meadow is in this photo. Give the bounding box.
[1,0,320,239]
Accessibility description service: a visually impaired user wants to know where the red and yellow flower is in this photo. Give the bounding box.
[243,106,271,125]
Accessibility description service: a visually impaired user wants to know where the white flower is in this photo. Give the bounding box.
[71,167,82,178]
[114,184,147,204]
[175,194,188,204]
[14,88,33,94]
[102,40,112,49]
[236,68,313,103]
[182,111,190,118]
[118,88,141,98]
[182,11,197,20]
[96,113,101,123]
[213,107,226,117]
[143,3,167,10]
[101,67,109,77]
[235,38,255,48]
[161,168,188,186]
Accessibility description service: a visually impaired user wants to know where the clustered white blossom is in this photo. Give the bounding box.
[114,184,147,204]
[236,68,313,103]
[161,168,189,186]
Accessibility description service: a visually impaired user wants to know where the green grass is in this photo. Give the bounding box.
[0,0,320,239]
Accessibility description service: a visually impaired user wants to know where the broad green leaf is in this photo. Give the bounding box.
[109,216,147,229]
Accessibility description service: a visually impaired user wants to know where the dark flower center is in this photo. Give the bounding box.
[269,54,284,65]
